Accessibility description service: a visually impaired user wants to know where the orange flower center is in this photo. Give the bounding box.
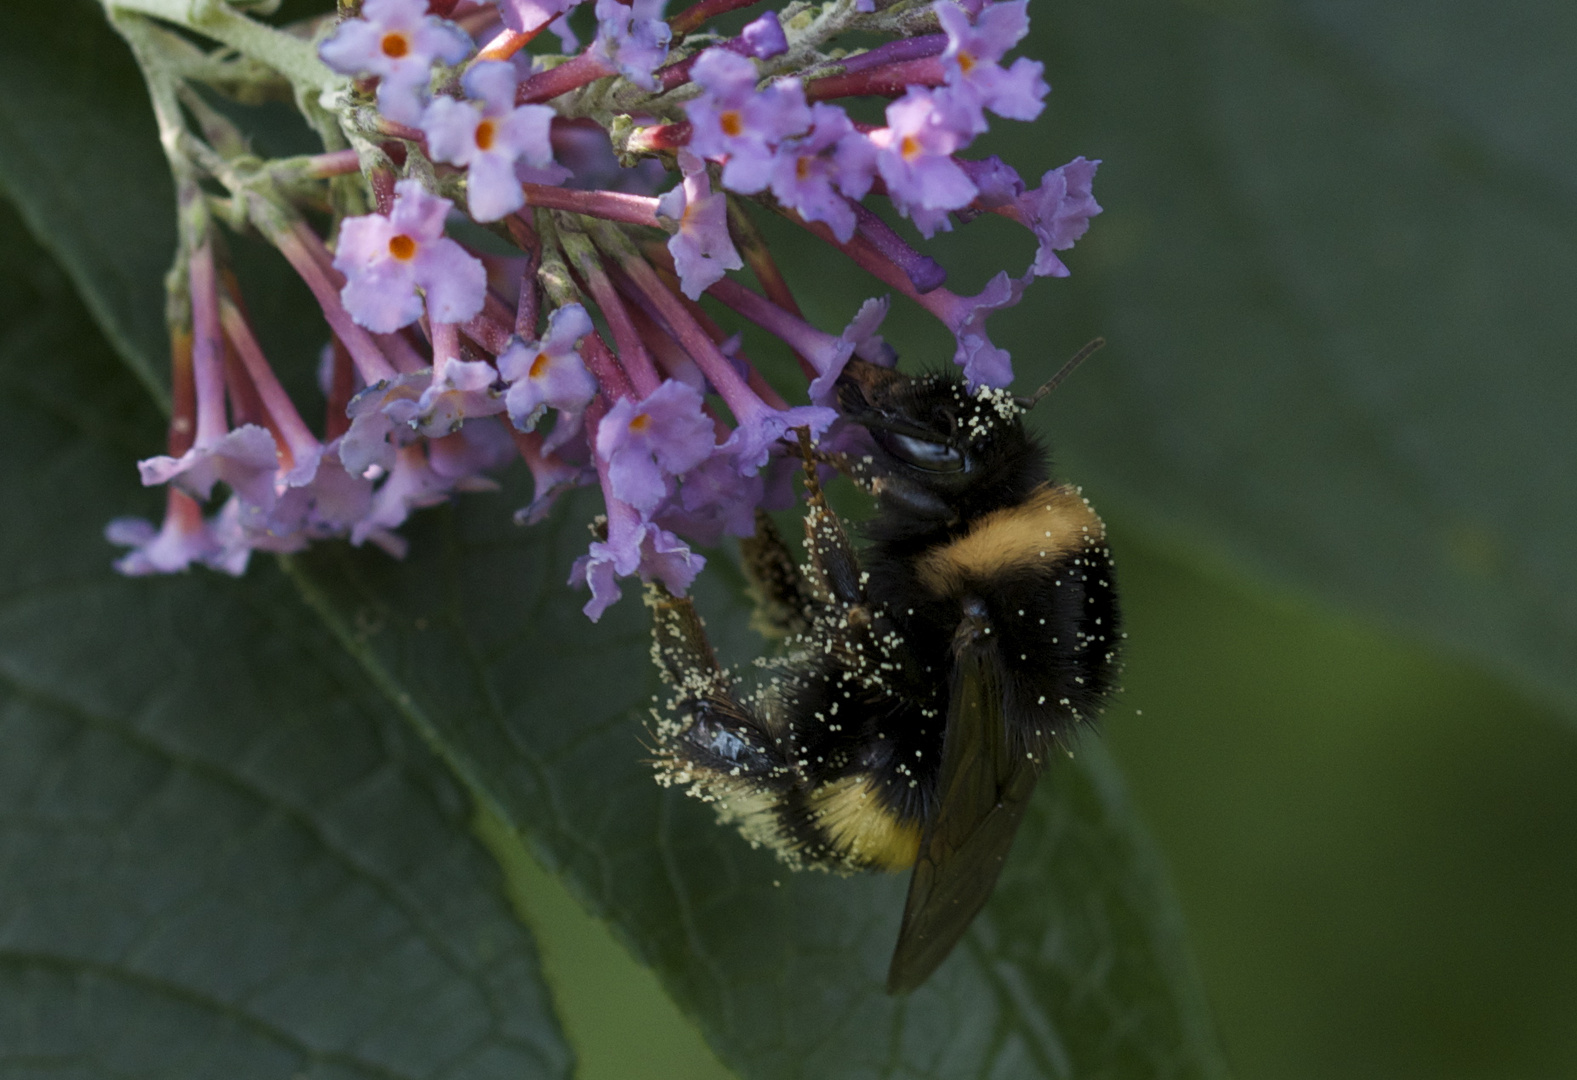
[958,51,975,74]
[380,32,410,59]
[387,234,417,261]
[528,352,551,378]
[474,118,496,152]
[900,134,922,160]
[795,156,812,180]
[629,413,651,432]
[720,110,743,137]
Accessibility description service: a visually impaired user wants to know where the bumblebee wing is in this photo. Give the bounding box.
[885,633,1040,994]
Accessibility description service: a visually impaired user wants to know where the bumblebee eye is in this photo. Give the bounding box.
[883,432,965,472]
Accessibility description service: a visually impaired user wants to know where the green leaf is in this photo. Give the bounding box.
[0,0,177,402]
[1028,0,1577,711]
[280,521,1226,1079]
[0,205,572,1079]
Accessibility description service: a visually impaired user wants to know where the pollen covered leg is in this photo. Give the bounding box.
[740,509,815,637]
[644,583,799,857]
[795,428,867,607]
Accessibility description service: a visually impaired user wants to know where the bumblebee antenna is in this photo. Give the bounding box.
[1016,337,1106,409]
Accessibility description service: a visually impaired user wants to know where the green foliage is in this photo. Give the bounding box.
[3,0,1574,1077]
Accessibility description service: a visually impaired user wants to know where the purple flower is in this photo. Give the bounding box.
[596,379,716,513]
[333,180,487,332]
[138,424,280,521]
[769,104,876,243]
[572,507,704,621]
[350,443,452,550]
[871,90,979,235]
[318,0,473,125]
[593,0,672,91]
[657,451,764,547]
[811,296,891,403]
[406,359,507,437]
[936,0,1048,133]
[958,154,1025,209]
[659,150,744,300]
[930,270,1033,387]
[515,433,592,525]
[106,493,225,576]
[497,303,598,451]
[498,0,581,34]
[740,12,788,60]
[428,417,518,483]
[724,401,837,475]
[422,61,556,222]
[1017,157,1102,278]
[340,372,428,475]
[265,440,376,541]
[686,49,811,194]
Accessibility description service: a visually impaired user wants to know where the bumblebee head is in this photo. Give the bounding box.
[835,359,1046,524]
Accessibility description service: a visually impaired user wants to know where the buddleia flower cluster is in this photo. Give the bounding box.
[106,0,1100,620]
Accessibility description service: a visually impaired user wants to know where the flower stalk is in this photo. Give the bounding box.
[102,0,1102,619]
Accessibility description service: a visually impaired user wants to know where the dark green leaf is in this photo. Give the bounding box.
[283,520,1226,1079]
[0,204,571,1080]
[0,0,177,402]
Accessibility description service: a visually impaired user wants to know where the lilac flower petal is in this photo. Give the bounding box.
[335,181,485,329]
[597,379,716,512]
[351,448,453,546]
[415,358,506,437]
[340,373,428,475]
[594,0,671,90]
[341,261,425,332]
[106,507,220,576]
[741,12,788,59]
[467,152,529,221]
[666,152,743,299]
[572,512,705,621]
[411,234,488,323]
[499,0,578,33]
[138,424,280,513]
[429,418,517,481]
[658,452,764,546]
[686,50,811,195]
[725,404,837,474]
[1019,156,1102,278]
[946,270,1034,387]
[318,0,472,124]
[499,304,597,447]
[873,90,979,223]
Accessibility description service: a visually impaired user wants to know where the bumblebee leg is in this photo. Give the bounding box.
[645,583,790,789]
[794,429,867,607]
[740,509,815,638]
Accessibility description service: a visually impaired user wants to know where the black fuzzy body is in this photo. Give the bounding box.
[650,361,1122,882]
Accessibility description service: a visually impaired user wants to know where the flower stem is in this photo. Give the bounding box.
[517,50,617,105]
[476,24,546,62]
[558,218,663,397]
[838,33,946,74]
[850,200,946,292]
[218,295,323,463]
[267,212,397,383]
[188,237,228,447]
[805,56,945,101]
[724,199,815,378]
[521,185,662,228]
[590,221,758,419]
[670,0,763,36]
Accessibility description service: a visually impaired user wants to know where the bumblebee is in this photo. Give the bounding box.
[645,348,1121,992]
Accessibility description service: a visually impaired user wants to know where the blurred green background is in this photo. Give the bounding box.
[4,0,1575,1076]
